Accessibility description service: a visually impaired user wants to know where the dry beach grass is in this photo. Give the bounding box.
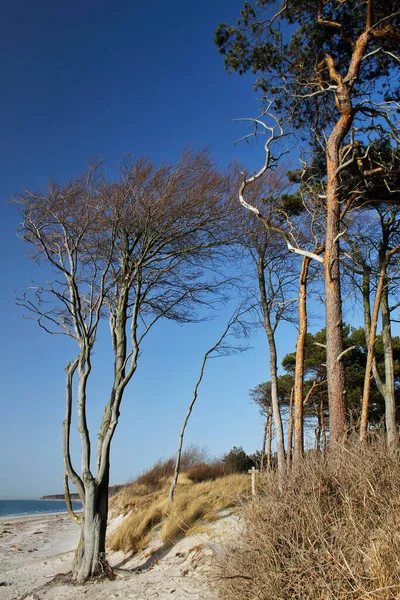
[218,441,400,600]
[3,442,400,600]
[109,473,250,553]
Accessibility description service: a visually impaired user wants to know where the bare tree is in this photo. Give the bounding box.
[169,304,249,502]
[15,149,233,582]
[232,169,300,475]
[345,206,400,446]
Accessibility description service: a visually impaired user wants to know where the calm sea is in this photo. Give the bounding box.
[0,499,82,518]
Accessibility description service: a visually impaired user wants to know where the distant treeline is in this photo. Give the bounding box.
[40,485,124,501]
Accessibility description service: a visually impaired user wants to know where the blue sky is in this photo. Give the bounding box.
[0,0,322,499]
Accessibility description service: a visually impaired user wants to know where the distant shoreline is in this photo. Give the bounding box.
[0,510,79,524]
[39,497,81,501]
[40,485,123,501]
[40,495,80,501]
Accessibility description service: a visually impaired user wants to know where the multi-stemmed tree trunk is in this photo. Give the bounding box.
[16,149,231,581]
[361,265,386,402]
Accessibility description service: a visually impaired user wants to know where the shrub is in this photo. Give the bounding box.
[187,462,225,483]
[134,457,175,491]
[131,445,210,493]
[218,441,400,600]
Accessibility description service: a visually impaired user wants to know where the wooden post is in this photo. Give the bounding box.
[248,466,259,496]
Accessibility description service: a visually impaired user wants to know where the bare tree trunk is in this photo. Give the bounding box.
[267,407,273,472]
[168,308,247,501]
[260,412,269,473]
[362,265,386,398]
[381,285,398,450]
[360,264,386,442]
[315,422,321,453]
[265,316,286,473]
[64,358,110,582]
[73,478,109,582]
[321,397,327,453]
[169,358,207,502]
[293,257,309,467]
[257,260,286,474]
[287,387,294,471]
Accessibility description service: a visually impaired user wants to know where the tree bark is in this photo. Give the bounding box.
[323,28,371,442]
[260,412,269,473]
[360,264,386,442]
[287,387,294,471]
[293,257,310,467]
[324,136,347,443]
[257,259,286,474]
[381,285,398,450]
[267,407,273,472]
[362,266,386,398]
[321,397,327,453]
[73,477,109,583]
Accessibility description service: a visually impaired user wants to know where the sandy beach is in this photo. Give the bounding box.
[0,510,236,600]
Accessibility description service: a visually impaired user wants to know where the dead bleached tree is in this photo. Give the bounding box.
[169,303,250,502]
[15,149,233,582]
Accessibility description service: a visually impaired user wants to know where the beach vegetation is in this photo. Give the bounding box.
[109,472,250,553]
[218,439,400,600]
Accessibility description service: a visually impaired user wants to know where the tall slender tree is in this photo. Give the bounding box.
[216,0,400,441]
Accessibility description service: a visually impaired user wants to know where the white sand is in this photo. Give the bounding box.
[0,510,239,600]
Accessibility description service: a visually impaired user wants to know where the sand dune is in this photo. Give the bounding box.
[0,510,237,600]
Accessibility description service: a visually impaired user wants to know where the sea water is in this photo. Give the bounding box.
[0,499,82,518]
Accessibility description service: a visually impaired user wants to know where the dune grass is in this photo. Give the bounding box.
[218,441,400,600]
[109,473,250,553]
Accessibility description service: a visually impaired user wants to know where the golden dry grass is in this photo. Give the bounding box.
[218,441,400,600]
[109,473,250,553]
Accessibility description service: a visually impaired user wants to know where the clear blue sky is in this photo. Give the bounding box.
[0,0,317,499]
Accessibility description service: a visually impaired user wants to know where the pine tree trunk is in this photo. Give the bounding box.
[321,398,327,453]
[324,175,346,442]
[324,132,348,442]
[323,32,370,441]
